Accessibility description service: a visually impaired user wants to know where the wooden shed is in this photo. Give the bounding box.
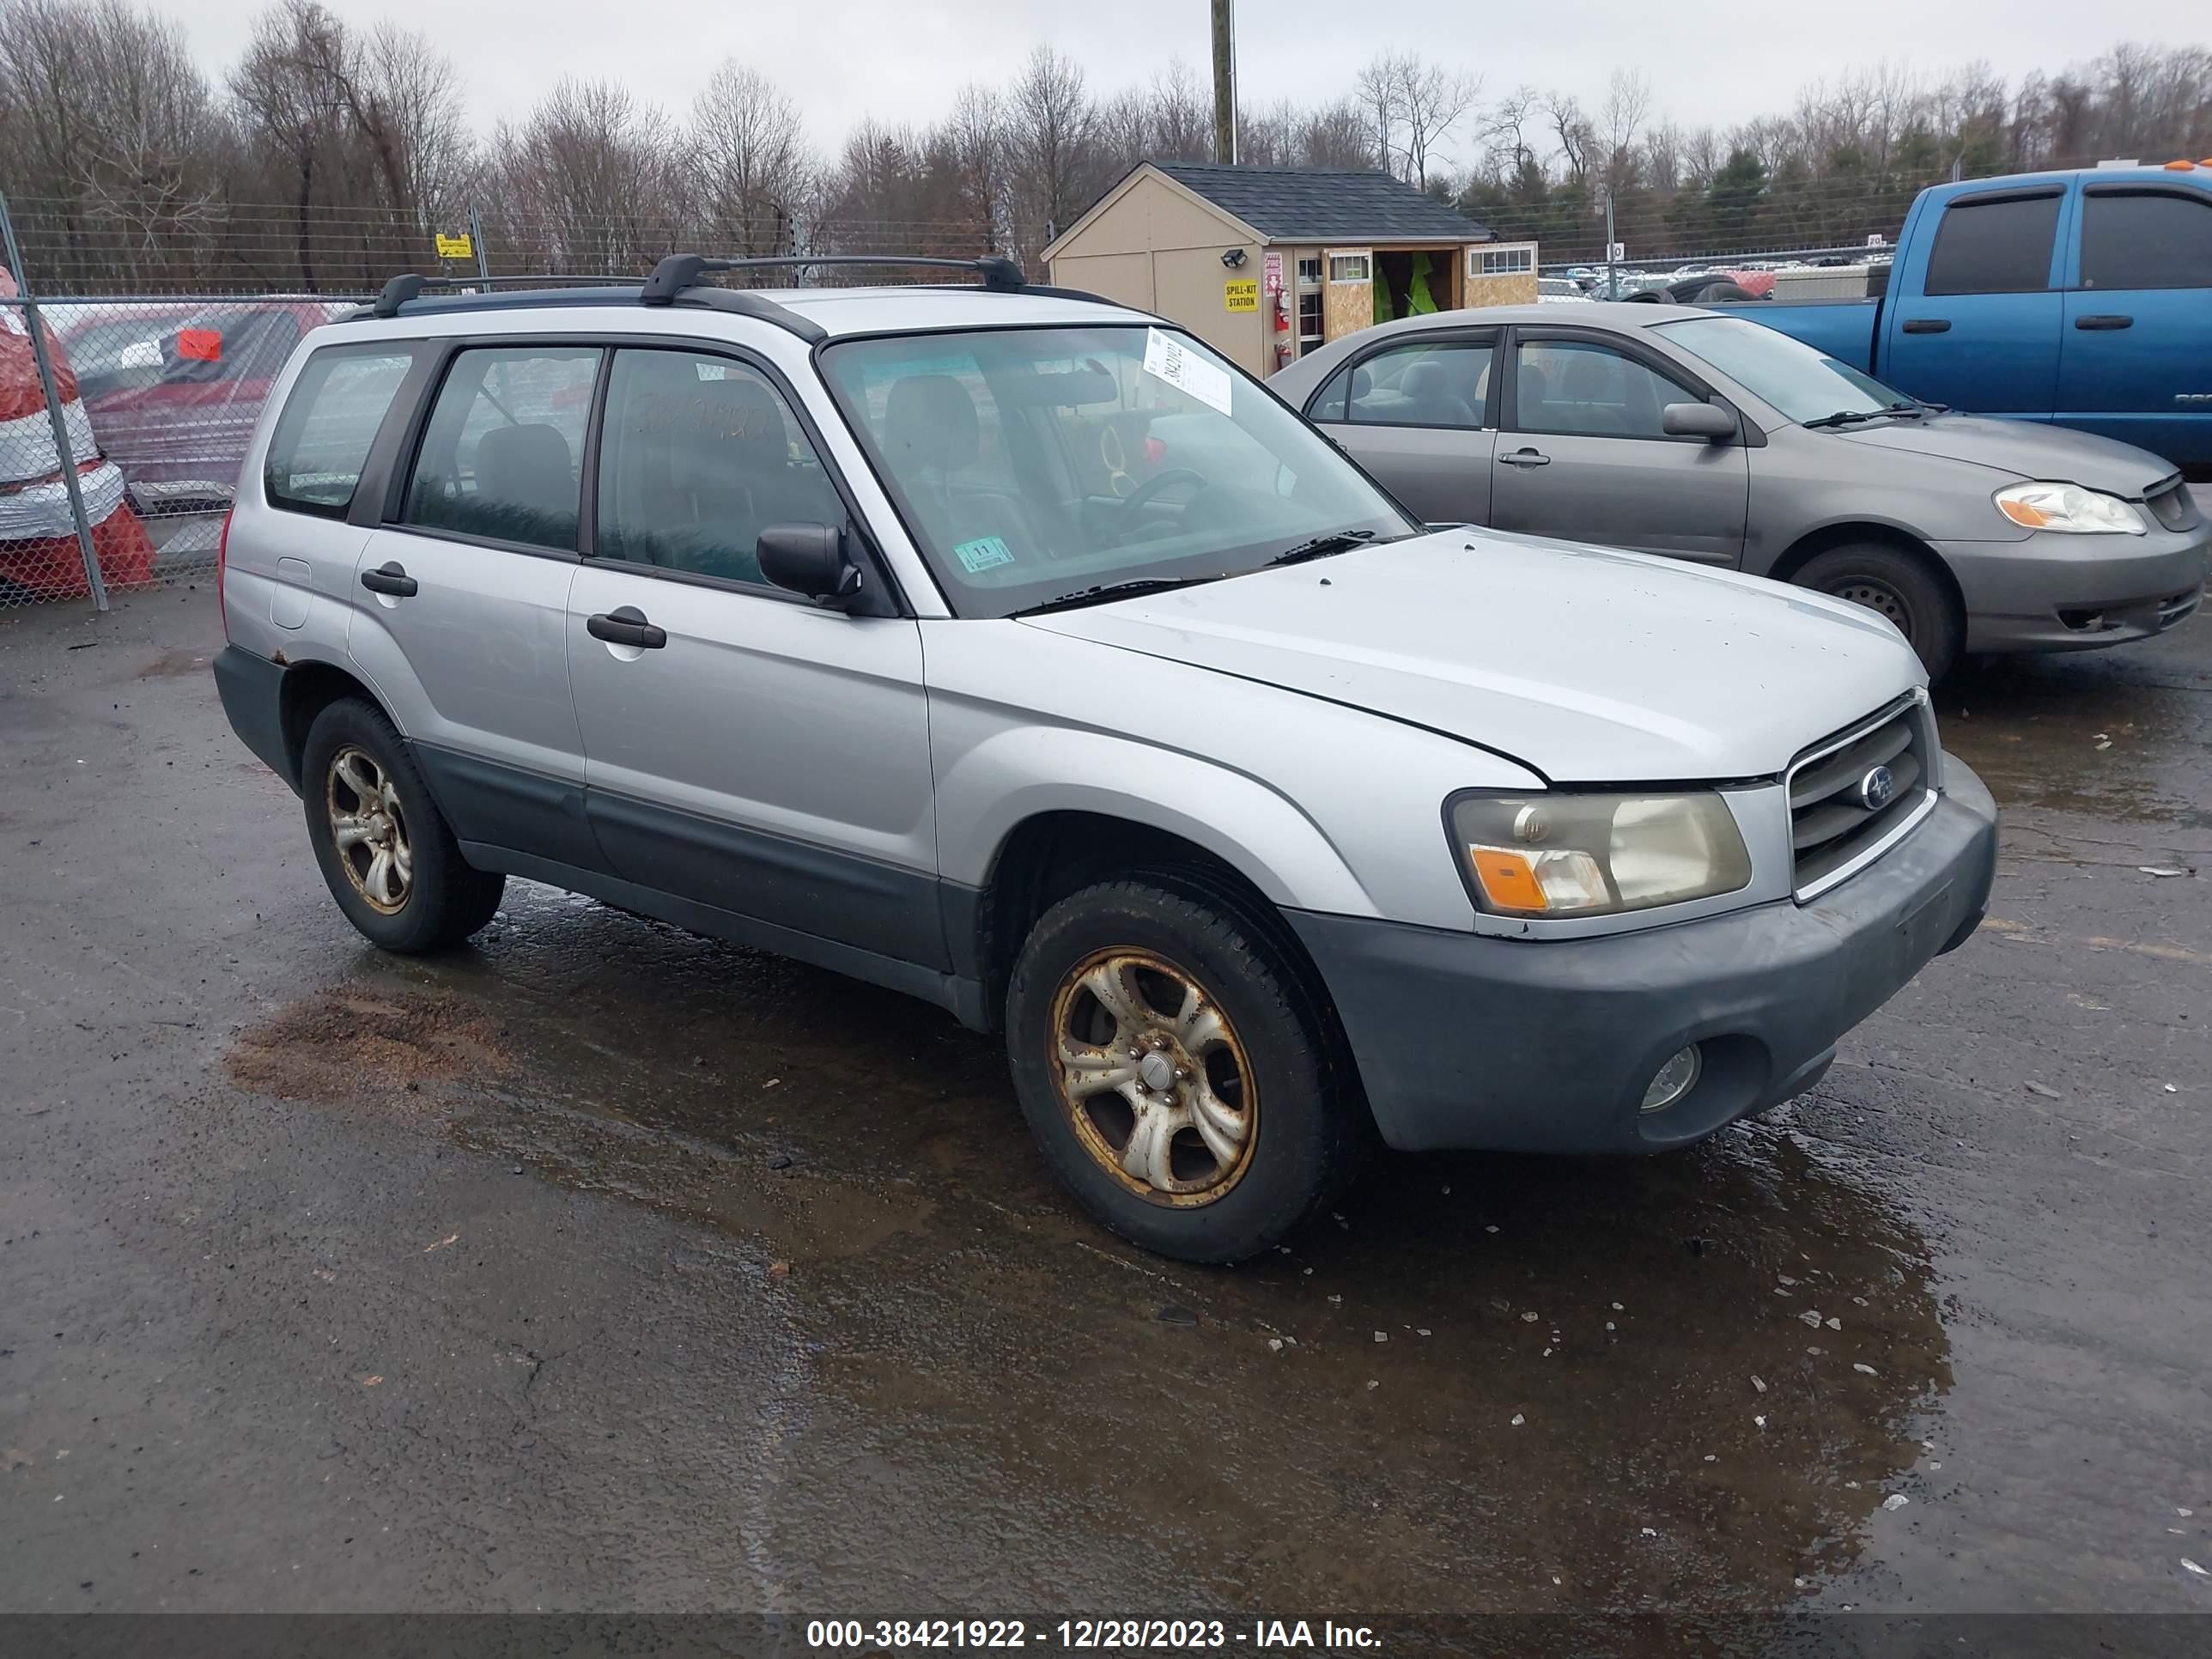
[1043,162,1515,378]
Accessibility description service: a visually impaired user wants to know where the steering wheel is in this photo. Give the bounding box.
[1108,467,1209,542]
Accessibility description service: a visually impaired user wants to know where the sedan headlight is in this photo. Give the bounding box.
[1448,792,1753,918]
[1994,483,2146,535]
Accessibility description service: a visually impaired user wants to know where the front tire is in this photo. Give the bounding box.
[1005,875,1358,1262]
[1793,543,1962,681]
[301,698,504,953]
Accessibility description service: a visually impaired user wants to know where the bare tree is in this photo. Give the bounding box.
[689,62,811,257]
[1542,89,1593,185]
[1006,45,1097,263]
[1395,54,1478,191]
[489,77,681,274]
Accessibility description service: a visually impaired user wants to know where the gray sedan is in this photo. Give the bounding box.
[1271,303,2209,677]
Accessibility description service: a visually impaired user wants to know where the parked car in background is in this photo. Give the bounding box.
[59,299,343,512]
[1717,165,2212,471]
[216,260,1998,1262]
[1273,302,2208,678]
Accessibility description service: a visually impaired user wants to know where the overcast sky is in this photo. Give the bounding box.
[174,0,2203,168]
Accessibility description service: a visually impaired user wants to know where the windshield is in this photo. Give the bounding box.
[819,324,1414,617]
[1654,313,1916,425]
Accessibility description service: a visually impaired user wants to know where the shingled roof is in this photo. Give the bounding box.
[1152,163,1492,243]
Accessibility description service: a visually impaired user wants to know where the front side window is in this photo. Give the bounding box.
[819,325,1412,618]
[1656,313,1911,424]
[404,346,599,550]
[595,349,844,585]
[2081,189,2212,290]
[1514,340,1699,440]
[262,345,413,516]
[1923,192,2060,295]
[1343,339,1492,429]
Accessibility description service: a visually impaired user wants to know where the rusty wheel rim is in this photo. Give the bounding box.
[1048,948,1257,1207]
[1830,577,1915,641]
[325,745,412,915]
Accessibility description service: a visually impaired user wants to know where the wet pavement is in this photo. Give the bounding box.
[2,591,2208,1620]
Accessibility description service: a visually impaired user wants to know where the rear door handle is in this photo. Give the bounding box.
[586,606,667,650]
[359,562,416,597]
[1498,448,1551,468]
[2075,313,2134,331]
[1901,318,1951,335]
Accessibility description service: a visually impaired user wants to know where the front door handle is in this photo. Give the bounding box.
[1900,317,1951,335]
[2075,313,2134,331]
[1498,448,1551,468]
[586,606,667,650]
[359,562,416,597]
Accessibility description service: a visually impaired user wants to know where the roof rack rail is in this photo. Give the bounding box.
[364,271,637,319]
[640,252,1027,305]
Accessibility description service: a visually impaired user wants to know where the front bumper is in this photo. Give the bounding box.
[1288,757,1998,1155]
[1940,526,2209,653]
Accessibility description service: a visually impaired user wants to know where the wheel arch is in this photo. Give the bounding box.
[278,657,387,788]
[1769,519,1966,617]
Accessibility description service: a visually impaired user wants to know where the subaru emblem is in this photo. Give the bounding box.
[1857,764,1897,811]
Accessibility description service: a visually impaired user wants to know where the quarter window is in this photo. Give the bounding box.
[1923,193,2060,295]
[262,345,412,516]
[404,346,599,551]
[1515,340,1699,440]
[1346,340,1492,430]
[2080,190,2212,290]
[595,349,844,585]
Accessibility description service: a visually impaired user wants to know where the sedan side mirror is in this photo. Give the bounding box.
[757,522,863,605]
[1662,402,1739,441]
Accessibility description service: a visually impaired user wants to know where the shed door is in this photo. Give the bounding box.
[1322,248,1375,343]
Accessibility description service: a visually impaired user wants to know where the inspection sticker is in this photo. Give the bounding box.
[952,535,1016,573]
[1142,327,1231,416]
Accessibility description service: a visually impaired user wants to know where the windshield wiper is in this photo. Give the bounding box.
[1265,528,1382,568]
[1803,401,1925,429]
[1010,574,1228,617]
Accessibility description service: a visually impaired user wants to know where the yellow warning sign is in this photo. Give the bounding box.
[1224,278,1259,313]
[434,233,475,261]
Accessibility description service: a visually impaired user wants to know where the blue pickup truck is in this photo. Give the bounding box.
[1729,166,2212,471]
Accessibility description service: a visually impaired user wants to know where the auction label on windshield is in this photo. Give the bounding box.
[1143,328,1232,417]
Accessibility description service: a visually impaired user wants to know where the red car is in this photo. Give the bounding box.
[59,300,344,511]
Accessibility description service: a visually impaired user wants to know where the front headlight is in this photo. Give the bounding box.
[1448,792,1753,918]
[1994,482,2147,535]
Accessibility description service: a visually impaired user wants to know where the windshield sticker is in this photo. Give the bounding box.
[1142,328,1231,417]
[952,535,1017,574]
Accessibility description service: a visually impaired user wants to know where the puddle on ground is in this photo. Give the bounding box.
[1937,652,2211,831]
[226,884,1954,1612]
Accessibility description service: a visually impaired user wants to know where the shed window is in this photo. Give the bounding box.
[1328,253,1371,283]
[1296,256,1322,286]
[1478,246,1534,276]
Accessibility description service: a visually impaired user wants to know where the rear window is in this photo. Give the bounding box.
[1923,193,2060,296]
[262,346,414,517]
[2081,190,2212,290]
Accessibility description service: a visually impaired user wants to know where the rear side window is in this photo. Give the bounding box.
[261,346,413,517]
[1307,364,1352,422]
[404,346,600,550]
[2081,190,2212,289]
[1923,193,2060,295]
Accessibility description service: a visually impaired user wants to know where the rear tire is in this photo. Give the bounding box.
[1005,874,1358,1263]
[301,697,504,953]
[1793,543,1961,681]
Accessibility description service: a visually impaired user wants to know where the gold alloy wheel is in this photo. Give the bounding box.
[325,745,413,915]
[1048,948,1257,1206]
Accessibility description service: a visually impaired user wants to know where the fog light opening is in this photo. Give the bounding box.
[1640,1044,1703,1114]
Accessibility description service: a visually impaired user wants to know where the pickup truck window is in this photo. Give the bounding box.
[2081,190,2212,290]
[1924,192,2060,296]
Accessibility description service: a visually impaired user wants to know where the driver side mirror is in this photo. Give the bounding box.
[1662,402,1739,442]
[757,522,864,606]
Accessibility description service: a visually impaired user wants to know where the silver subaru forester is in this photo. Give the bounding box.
[214,255,1998,1262]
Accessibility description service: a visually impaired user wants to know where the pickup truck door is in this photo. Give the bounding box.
[1488,330,1748,567]
[1304,331,1498,525]
[2057,179,2212,465]
[1884,185,2065,418]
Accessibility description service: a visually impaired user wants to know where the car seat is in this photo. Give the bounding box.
[472,423,577,546]
[1400,358,1477,428]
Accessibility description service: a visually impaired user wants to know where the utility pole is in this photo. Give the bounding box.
[1211,0,1237,164]
[1604,193,1617,300]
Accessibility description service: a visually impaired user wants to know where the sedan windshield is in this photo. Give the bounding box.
[1654,313,1918,426]
[818,325,1414,617]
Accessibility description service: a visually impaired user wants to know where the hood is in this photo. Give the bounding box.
[1023,531,1924,783]
[1829,412,2177,495]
